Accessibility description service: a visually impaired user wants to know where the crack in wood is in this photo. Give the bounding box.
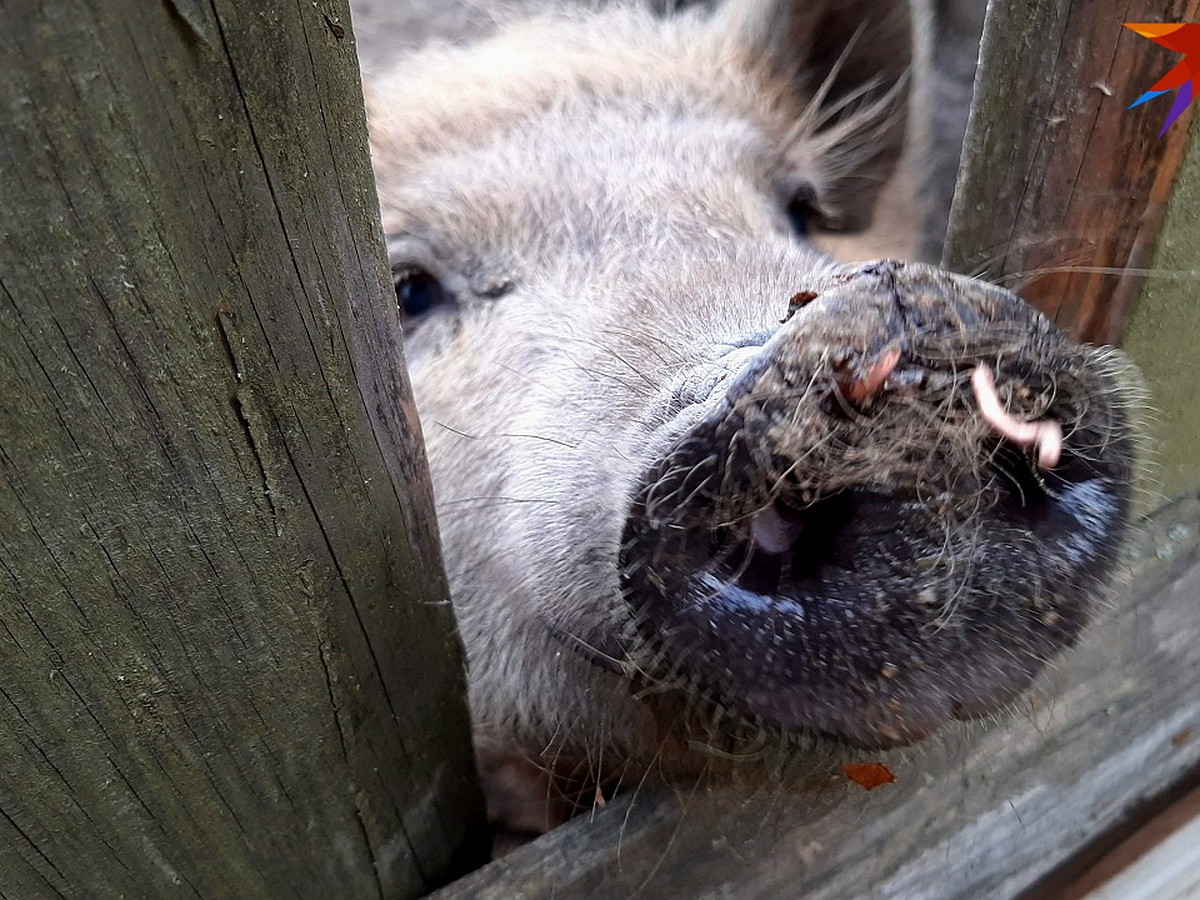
[217,307,284,537]
[162,0,216,50]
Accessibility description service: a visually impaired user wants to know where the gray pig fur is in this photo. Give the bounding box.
[363,0,1137,832]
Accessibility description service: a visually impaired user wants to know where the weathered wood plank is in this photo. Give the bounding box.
[1082,813,1200,899]
[1057,780,1200,897]
[432,494,1200,898]
[1122,123,1200,502]
[0,1,484,896]
[943,0,1200,344]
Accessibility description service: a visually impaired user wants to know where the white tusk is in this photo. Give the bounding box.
[971,365,1062,470]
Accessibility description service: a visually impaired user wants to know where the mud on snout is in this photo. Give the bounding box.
[619,261,1139,751]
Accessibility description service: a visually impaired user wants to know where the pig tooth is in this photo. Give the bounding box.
[835,346,901,407]
[971,365,1063,470]
[852,347,901,404]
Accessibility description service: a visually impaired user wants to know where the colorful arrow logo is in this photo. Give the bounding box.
[1126,23,1200,135]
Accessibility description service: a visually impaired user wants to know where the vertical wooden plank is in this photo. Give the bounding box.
[943,0,1200,344]
[0,0,484,896]
[1122,138,1200,500]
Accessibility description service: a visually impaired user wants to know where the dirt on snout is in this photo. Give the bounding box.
[620,261,1139,751]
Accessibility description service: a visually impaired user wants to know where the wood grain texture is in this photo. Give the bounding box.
[0,1,484,896]
[942,0,1200,344]
[432,494,1200,898]
[1122,121,1200,502]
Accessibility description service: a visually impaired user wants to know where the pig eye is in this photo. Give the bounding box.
[785,186,817,237]
[782,181,820,240]
[786,202,811,237]
[394,266,449,318]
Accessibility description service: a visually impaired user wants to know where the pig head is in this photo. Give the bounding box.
[366,0,1141,831]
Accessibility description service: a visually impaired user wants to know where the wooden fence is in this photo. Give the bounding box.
[3,0,1199,896]
[0,1,484,895]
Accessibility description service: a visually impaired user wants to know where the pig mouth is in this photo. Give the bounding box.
[617,262,1137,751]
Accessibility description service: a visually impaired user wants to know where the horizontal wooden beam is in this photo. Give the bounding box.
[434,494,1200,898]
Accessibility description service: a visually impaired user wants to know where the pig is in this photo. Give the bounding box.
[364,0,1142,835]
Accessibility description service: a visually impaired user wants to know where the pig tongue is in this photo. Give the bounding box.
[750,505,802,555]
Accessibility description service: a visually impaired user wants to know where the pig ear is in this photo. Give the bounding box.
[713,0,911,232]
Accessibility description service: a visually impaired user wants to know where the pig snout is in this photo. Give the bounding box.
[619,261,1137,750]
